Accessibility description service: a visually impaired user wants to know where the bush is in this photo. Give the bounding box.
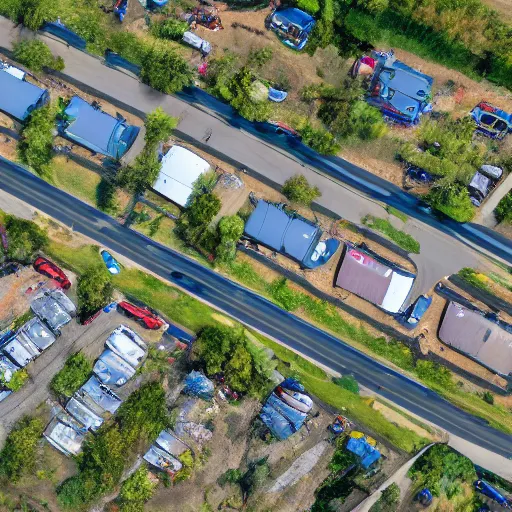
[240,458,270,497]
[13,39,64,73]
[0,416,44,482]
[370,482,400,512]
[415,360,454,390]
[51,353,92,398]
[151,18,189,41]
[282,174,321,206]
[216,215,244,263]
[218,468,242,487]
[18,104,56,175]
[297,0,320,14]
[482,391,494,405]
[1,369,29,392]
[144,107,178,147]
[96,178,118,214]
[247,47,273,68]
[76,265,113,321]
[495,191,512,224]
[362,215,420,253]
[300,124,341,155]
[13,0,55,31]
[140,45,193,94]
[5,215,48,263]
[332,375,359,394]
[426,183,475,223]
[119,466,156,512]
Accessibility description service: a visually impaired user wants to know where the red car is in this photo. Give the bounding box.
[118,301,166,330]
[33,257,71,289]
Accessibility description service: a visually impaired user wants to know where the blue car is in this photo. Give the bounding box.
[101,250,121,275]
[407,166,434,184]
[399,295,432,329]
[267,8,315,51]
[470,102,512,140]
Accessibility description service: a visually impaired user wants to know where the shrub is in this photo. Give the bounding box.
[0,416,44,482]
[18,104,56,175]
[282,174,321,206]
[297,0,320,14]
[144,107,177,146]
[140,45,193,94]
[16,0,55,31]
[1,369,29,392]
[119,466,156,512]
[495,191,512,224]
[216,215,244,263]
[300,124,341,155]
[415,360,454,390]
[152,18,189,41]
[268,278,303,311]
[332,375,359,394]
[218,468,242,487]
[51,353,92,398]
[5,215,48,263]
[370,482,400,512]
[240,458,270,497]
[96,178,118,214]
[482,391,494,405]
[426,183,475,223]
[247,47,273,68]
[13,39,64,73]
[76,265,113,321]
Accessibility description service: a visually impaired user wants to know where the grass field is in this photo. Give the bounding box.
[362,215,420,254]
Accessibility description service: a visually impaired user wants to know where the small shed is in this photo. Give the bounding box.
[0,68,49,121]
[76,376,122,414]
[93,349,136,387]
[153,146,211,207]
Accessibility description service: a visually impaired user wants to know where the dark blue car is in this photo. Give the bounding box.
[399,295,432,329]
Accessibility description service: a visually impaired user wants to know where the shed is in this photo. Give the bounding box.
[152,146,211,207]
[60,96,140,159]
[244,200,340,268]
[44,414,86,456]
[2,335,40,367]
[0,68,49,121]
[106,325,147,368]
[335,244,415,314]
[143,445,183,473]
[65,397,104,432]
[439,301,512,376]
[93,349,136,387]
[31,295,71,332]
[155,430,189,457]
[18,317,56,351]
[76,376,122,414]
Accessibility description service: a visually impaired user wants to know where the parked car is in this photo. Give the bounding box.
[100,250,121,275]
[471,102,512,140]
[117,301,167,330]
[33,257,71,289]
[399,295,432,329]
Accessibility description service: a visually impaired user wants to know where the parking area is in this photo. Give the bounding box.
[0,309,149,446]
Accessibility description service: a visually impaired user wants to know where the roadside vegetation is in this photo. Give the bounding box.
[13,39,64,73]
[282,174,321,207]
[369,483,400,512]
[362,215,420,253]
[495,191,512,224]
[76,264,114,322]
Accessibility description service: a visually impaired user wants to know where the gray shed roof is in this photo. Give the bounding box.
[65,397,104,432]
[44,413,86,456]
[155,430,189,457]
[2,336,40,367]
[244,200,320,263]
[0,355,19,382]
[143,445,183,472]
[31,295,72,331]
[76,376,122,414]
[93,349,136,387]
[19,317,56,351]
[439,301,512,376]
[0,69,49,121]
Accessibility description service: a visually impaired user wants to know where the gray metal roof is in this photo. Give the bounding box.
[0,355,19,382]
[44,413,86,456]
[31,295,72,331]
[76,376,122,414]
[0,69,48,121]
[155,430,189,457]
[19,317,56,351]
[439,301,512,376]
[244,200,320,263]
[65,397,104,432]
[105,325,147,368]
[143,445,183,472]
[93,349,136,387]
[2,336,39,367]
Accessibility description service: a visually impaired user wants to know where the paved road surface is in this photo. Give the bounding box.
[1,17,505,303]
[1,158,511,465]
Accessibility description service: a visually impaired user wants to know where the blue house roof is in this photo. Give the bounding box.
[274,8,314,30]
[0,70,49,121]
[61,96,140,159]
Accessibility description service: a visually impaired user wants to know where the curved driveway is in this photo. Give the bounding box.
[0,158,511,462]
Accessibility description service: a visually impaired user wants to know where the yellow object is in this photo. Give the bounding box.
[349,431,377,446]
[349,431,365,439]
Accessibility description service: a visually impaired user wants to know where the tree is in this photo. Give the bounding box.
[426,183,475,223]
[76,265,113,320]
[495,191,512,223]
[151,18,189,41]
[300,124,341,155]
[216,215,244,263]
[297,0,320,14]
[0,416,44,482]
[13,39,64,73]
[224,344,253,392]
[240,458,270,497]
[357,0,389,13]
[17,0,55,31]
[18,104,56,175]
[5,215,48,263]
[51,353,92,397]
[144,107,177,146]
[194,326,235,375]
[247,47,273,69]
[118,147,161,194]
[119,466,156,512]
[282,174,321,206]
[187,193,221,227]
[140,45,193,94]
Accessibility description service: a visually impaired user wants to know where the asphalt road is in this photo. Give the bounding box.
[0,17,498,303]
[1,158,511,461]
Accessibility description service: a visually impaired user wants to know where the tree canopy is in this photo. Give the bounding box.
[5,215,48,263]
[282,174,321,206]
[76,265,113,320]
[119,466,156,512]
[51,352,92,397]
[13,39,64,73]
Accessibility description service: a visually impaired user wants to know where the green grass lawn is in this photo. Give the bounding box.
[362,215,420,254]
[50,157,101,207]
[386,206,408,223]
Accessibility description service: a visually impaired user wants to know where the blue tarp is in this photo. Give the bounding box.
[105,51,142,76]
[474,480,510,506]
[167,324,195,344]
[367,53,433,125]
[281,378,305,393]
[268,88,288,103]
[41,22,87,51]
[267,393,306,431]
[244,200,340,268]
[346,437,381,469]
[60,96,140,159]
[260,403,294,440]
[268,8,315,51]
[0,70,49,121]
[183,370,214,400]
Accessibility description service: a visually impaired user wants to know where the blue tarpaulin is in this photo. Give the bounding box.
[60,96,140,159]
[267,393,306,431]
[268,8,315,51]
[474,480,511,506]
[260,403,294,440]
[167,324,195,344]
[41,22,86,50]
[0,70,49,121]
[281,378,305,393]
[268,88,288,103]
[105,51,142,76]
[183,370,214,400]
[346,437,381,469]
[244,200,340,268]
